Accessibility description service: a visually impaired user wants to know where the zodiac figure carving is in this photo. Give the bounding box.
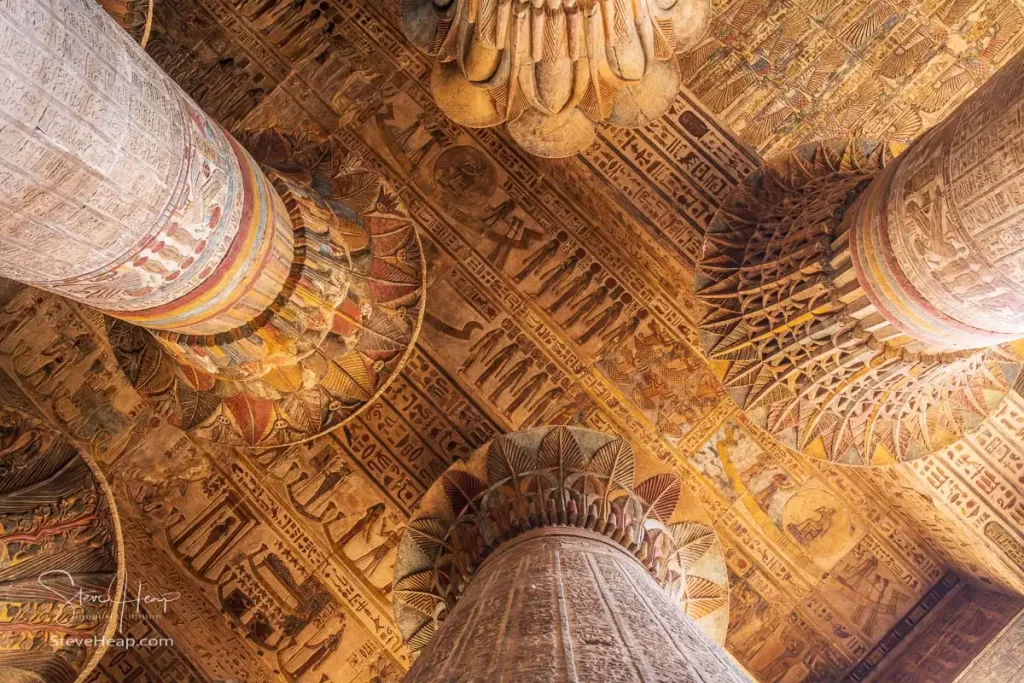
[786,506,837,546]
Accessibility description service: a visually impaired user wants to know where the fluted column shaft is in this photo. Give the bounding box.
[405,527,747,683]
[848,47,1024,350]
[0,0,294,337]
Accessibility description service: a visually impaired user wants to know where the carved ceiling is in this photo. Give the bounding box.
[6,0,1024,681]
[685,0,1024,155]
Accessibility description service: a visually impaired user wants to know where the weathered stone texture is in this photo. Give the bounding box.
[406,527,748,683]
[849,47,1024,350]
[0,0,293,334]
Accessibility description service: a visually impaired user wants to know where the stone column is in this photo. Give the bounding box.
[392,426,743,682]
[696,48,1024,465]
[404,527,746,683]
[847,47,1024,351]
[0,1,426,446]
[0,0,294,337]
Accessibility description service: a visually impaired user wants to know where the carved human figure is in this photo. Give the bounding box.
[474,342,519,388]
[488,357,534,404]
[513,238,561,283]
[458,328,504,374]
[507,371,548,414]
[577,301,624,345]
[353,527,403,576]
[533,254,580,298]
[283,626,344,679]
[187,517,237,562]
[786,506,837,545]
[549,264,600,314]
[337,503,386,550]
[523,386,565,426]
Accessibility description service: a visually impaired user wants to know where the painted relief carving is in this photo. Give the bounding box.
[393,426,730,656]
[83,591,209,682]
[109,132,426,447]
[697,139,1019,464]
[0,405,124,683]
[849,579,1024,683]
[683,0,1024,156]
[402,526,747,683]
[0,0,294,334]
[11,0,1024,680]
[399,0,712,156]
[849,47,1024,349]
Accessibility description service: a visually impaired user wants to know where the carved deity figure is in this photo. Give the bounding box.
[786,506,836,545]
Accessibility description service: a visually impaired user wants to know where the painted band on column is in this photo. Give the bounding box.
[848,48,1024,351]
[0,0,293,337]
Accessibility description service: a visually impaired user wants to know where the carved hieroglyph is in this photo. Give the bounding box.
[0,404,124,683]
[698,47,1024,463]
[15,0,1018,678]
[1,0,425,389]
[400,0,711,157]
[0,0,426,446]
[848,47,1024,351]
[392,426,731,659]
[696,139,1020,464]
[0,0,295,335]
[402,527,746,683]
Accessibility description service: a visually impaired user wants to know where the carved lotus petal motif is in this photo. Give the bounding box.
[668,522,716,569]
[587,437,635,488]
[440,468,487,516]
[393,427,730,658]
[486,435,534,484]
[394,570,446,616]
[536,426,586,476]
[110,132,426,448]
[402,0,712,156]
[635,472,682,523]
[682,576,729,620]
[0,404,124,683]
[406,620,438,654]
[406,518,450,561]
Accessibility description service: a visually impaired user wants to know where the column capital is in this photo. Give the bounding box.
[0,403,125,682]
[696,139,1020,465]
[108,132,426,448]
[847,49,1024,350]
[393,426,731,658]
